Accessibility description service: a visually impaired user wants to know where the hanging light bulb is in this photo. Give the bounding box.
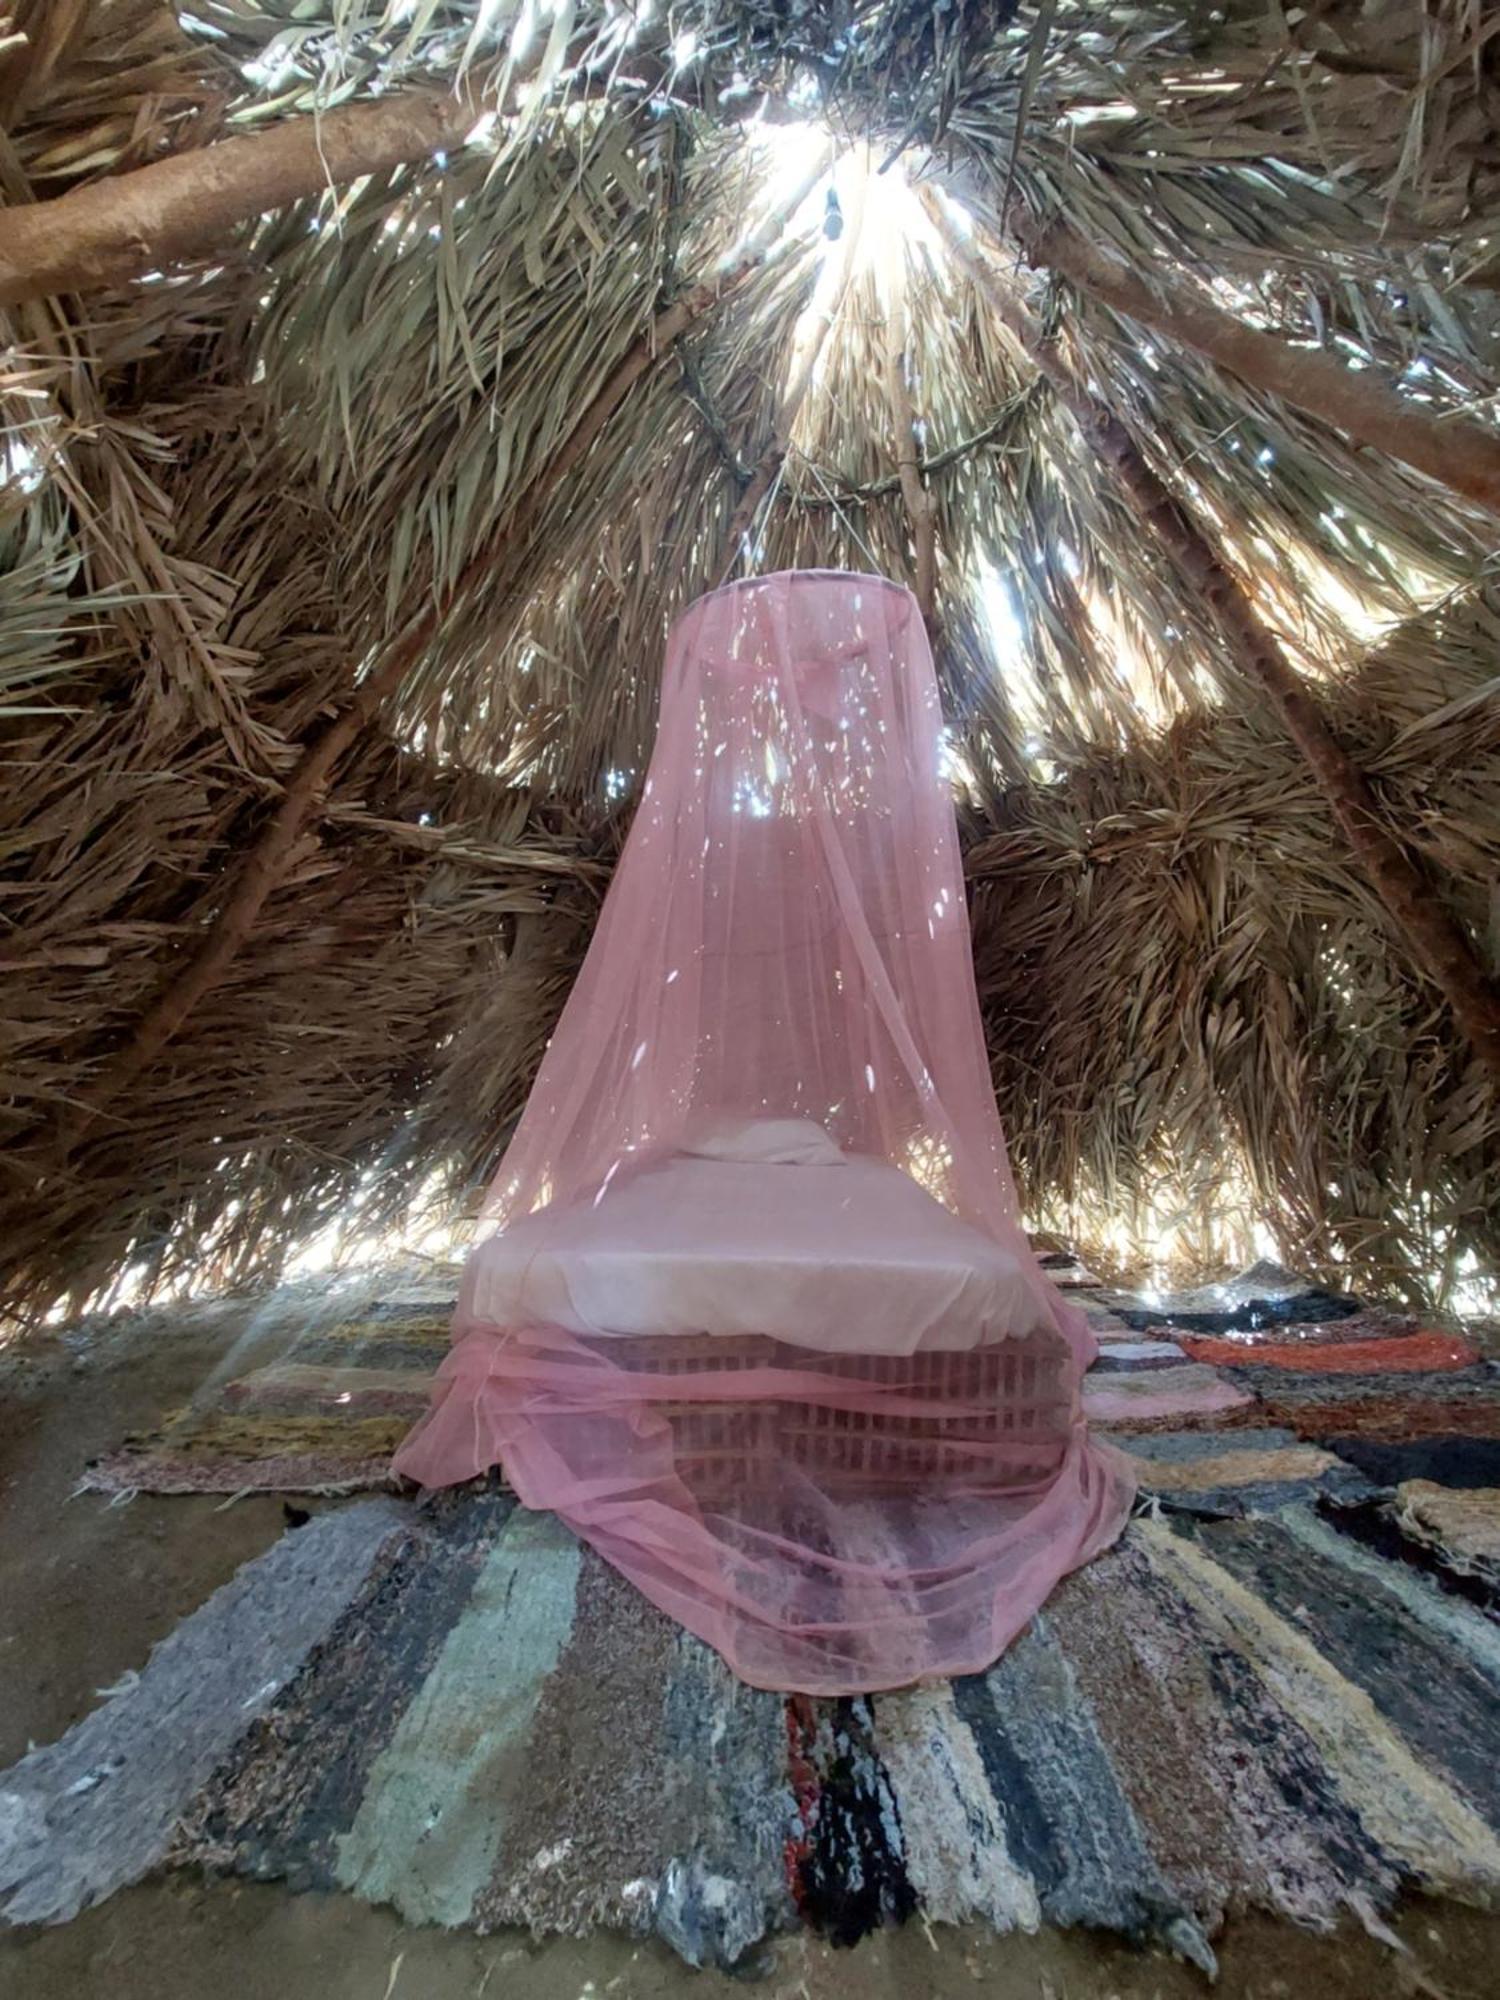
[824,187,844,241]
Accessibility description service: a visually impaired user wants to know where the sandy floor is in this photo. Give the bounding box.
[2,1289,1499,1998]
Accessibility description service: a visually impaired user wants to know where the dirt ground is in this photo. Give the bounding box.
[3,1289,1500,1999]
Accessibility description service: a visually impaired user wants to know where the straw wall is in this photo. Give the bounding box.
[2,1,1498,1319]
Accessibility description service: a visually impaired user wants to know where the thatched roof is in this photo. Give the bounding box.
[2,0,1499,1320]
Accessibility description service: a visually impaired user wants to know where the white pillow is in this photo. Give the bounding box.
[678,1116,846,1167]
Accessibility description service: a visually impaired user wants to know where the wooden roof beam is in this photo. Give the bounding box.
[1014,209,1500,524]
[927,192,1500,1084]
[47,150,833,1152]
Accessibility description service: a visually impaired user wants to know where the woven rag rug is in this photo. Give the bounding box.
[12,1268,1499,1968]
[80,1296,455,1495]
[78,1264,1500,1518]
[4,1478,1500,1972]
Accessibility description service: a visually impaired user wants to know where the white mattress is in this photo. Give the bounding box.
[462,1151,1054,1355]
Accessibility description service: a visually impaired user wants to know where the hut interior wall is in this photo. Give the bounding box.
[2,2,1498,1318]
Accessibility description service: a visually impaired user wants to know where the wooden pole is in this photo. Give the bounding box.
[51,153,833,1148]
[716,163,865,585]
[883,283,937,626]
[0,82,502,307]
[0,45,801,312]
[1015,210,1500,523]
[930,201,1500,1082]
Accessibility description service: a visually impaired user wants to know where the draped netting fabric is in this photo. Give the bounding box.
[394,570,1134,1693]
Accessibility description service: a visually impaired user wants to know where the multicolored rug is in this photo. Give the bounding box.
[14,1266,1500,1967]
[5,1475,1499,1971]
[79,1300,449,1494]
[78,1276,1500,1519]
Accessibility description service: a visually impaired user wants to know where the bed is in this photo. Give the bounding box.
[460,1132,1059,1357]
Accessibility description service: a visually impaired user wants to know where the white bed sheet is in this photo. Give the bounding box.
[462,1152,1053,1355]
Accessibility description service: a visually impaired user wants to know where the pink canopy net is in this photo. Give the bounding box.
[394,569,1134,1692]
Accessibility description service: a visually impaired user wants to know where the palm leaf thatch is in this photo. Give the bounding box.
[1,0,1498,1321]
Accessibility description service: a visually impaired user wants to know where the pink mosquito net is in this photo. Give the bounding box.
[394,569,1134,1693]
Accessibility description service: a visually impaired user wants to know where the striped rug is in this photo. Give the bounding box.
[79,1301,450,1495]
[78,1284,1500,1517]
[4,1477,1499,1973]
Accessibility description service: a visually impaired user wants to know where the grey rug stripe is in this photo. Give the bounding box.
[0,1499,408,1925]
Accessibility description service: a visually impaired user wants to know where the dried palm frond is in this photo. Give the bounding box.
[2,0,1498,1322]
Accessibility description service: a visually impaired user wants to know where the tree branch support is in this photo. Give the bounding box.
[49,152,833,1149]
[1015,209,1500,522]
[929,196,1500,1081]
